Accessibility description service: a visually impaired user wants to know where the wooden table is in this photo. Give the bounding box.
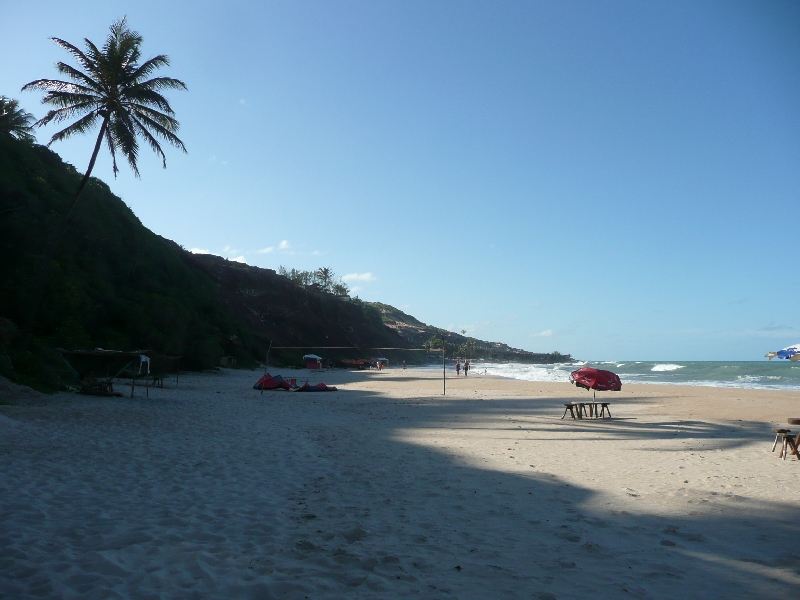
[561,402,611,420]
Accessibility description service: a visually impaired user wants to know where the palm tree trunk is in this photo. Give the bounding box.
[17,118,109,356]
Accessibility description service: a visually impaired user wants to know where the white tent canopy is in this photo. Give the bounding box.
[303,354,322,361]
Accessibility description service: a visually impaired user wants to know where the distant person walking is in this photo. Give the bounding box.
[456,361,461,376]
[464,361,470,376]
[402,360,407,370]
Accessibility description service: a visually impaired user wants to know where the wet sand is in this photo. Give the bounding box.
[1,367,799,598]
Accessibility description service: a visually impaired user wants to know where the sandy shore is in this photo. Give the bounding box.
[2,367,800,599]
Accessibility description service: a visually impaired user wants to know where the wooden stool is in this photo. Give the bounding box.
[772,429,791,452]
[597,402,611,418]
[561,403,578,420]
[778,433,799,460]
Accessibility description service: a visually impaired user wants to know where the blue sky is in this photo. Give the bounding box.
[3,1,799,360]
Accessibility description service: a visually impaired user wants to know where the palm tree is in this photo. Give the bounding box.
[17,18,187,353]
[0,97,36,143]
[22,16,187,215]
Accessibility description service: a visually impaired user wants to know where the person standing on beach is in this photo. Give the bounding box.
[456,361,461,376]
[465,361,469,376]
[402,360,406,370]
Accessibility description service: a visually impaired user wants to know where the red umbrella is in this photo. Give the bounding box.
[569,367,622,398]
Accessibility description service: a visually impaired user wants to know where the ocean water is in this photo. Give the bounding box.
[472,361,800,391]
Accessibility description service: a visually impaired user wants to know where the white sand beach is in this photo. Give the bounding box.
[2,367,800,599]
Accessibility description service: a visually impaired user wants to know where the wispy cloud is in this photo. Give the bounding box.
[350,286,363,294]
[530,329,553,337]
[230,256,247,264]
[760,323,792,332]
[342,272,376,283]
[239,98,246,105]
[278,240,290,250]
[190,248,210,254]
[256,247,274,254]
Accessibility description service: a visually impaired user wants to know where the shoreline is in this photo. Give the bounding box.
[430,359,800,392]
[2,368,800,598]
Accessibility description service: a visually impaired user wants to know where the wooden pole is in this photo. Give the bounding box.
[441,334,446,396]
[261,340,272,396]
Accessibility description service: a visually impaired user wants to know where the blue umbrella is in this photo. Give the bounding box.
[766,344,800,360]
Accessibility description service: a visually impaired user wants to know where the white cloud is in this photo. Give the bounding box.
[190,248,210,254]
[230,256,247,264]
[256,247,274,254]
[342,272,376,283]
[239,98,246,105]
[278,240,290,250]
[311,250,322,256]
[530,329,553,337]
[349,286,363,294]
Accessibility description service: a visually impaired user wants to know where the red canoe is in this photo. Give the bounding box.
[569,367,622,392]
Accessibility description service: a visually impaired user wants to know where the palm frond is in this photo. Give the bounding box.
[103,123,122,177]
[49,37,94,72]
[128,55,171,81]
[40,90,100,108]
[134,75,188,93]
[34,102,98,127]
[108,112,139,176]
[46,111,100,145]
[54,62,102,91]
[123,89,176,113]
[130,109,186,151]
[131,115,167,167]
[22,78,80,93]
[128,104,180,131]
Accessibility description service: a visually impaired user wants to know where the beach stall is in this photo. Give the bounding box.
[303,354,322,369]
[57,348,145,396]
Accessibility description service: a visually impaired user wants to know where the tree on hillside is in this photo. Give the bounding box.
[278,265,350,297]
[17,17,187,353]
[0,97,36,143]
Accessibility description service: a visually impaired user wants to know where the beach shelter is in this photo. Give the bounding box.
[569,367,622,397]
[766,344,800,361]
[303,354,322,369]
[57,349,148,396]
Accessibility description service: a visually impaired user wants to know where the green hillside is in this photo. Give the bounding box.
[0,133,569,390]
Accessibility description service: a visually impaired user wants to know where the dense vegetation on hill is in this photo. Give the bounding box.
[0,133,252,381]
[0,133,570,389]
